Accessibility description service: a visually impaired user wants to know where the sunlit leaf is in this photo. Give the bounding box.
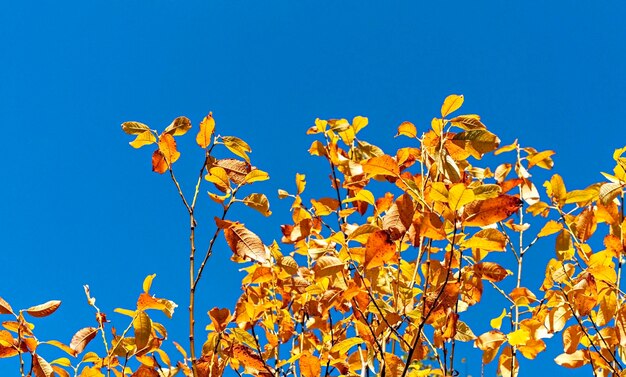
[299,352,321,377]
[463,195,522,227]
[448,183,475,211]
[362,155,400,177]
[196,112,215,148]
[241,193,272,216]
[0,298,12,315]
[223,222,268,264]
[537,220,563,238]
[396,121,417,138]
[164,116,192,136]
[441,94,464,118]
[554,350,589,368]
[364,230,396,269]
[129,130,156,149]
[222,136,251,162]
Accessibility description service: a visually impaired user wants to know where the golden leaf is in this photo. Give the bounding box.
[244,169,269,184]
[232,344,266,372]
[554,350,590,368]
[296,173,306,195]
[164,116,192,136]
[158,133,181,165]
[537,220,563,238]
[121,121,151,135]
[129,130,156,149]
[474,262,508,282]
[0,298,13,315]
[133,311,151,350]
[32,354,54,377]
[448,183,475,211]
[490,309,507,330]
[449,114,486,130]
[242,193,271,216]
[441,94,464,118]
[222,136,251,162]
[396,121,417,138]
[196,112,215,148]
[143,274,156,294]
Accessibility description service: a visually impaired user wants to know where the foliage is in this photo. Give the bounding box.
[2,95,626,376]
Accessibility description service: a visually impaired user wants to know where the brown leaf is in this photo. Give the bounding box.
[364,230,396,269]
[70,327,98,355]
[32,354,54,377]
[208,308,232,333]
[554,350,590,368]
[463,195,522,227]
[474,262,508,282]
[224,224,268,264]
[0,298,12,315]
[26,300,61,318]
[214,158,251,184]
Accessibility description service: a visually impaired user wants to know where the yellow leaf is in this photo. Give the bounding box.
[296,173,306,195]
[537,220,563,238]
[343,189,375,206]
[196,112,215,148]
[205,166,231,193]
[129,130,156,149]
[330,338,364,354]
[222,136,251,162]
[143,274,156,293]
[507,328,530,347]
[448,183,475,211]
[490,309,507,330]
[396,121,417,138]
[241,193,272,216]
[431,117,444,135]
[244,169,269,184]
[352,116,368,134]
[441,94,464,118]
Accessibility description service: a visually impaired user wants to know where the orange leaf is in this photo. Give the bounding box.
[232,344,266,372]
[300,352,321,377]
[364,230,396,269]
[462,195,522,227]
[361,155,400,177]
[26,301,61,318]
[32,354,54,377]
[158,133,180,164]
[396,121,417,138]
[151,150,168,174]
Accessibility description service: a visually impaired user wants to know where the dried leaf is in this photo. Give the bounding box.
[70,327,98,355]
[223,223,268,264]
[122,121,151,135]
[26,301,61,318]
[463,195,522,227]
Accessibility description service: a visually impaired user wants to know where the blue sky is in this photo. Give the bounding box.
[1,1,625,375]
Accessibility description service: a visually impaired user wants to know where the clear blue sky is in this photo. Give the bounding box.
[1,1,625,375]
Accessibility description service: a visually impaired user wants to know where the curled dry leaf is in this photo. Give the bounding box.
[70,327,98,355]
[223,223,268,264]
[462,195,522,227]
[26,300,61,318]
